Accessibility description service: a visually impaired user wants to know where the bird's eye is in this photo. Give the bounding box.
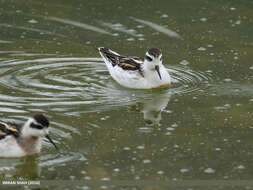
[160,57,163,61]
[30,123,44,130]
[145,56,153,62]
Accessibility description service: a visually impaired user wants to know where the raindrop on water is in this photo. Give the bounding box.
[204,168,215,174]
[180,168,189,173]
[200,18,207,22]
[198,47,207,51]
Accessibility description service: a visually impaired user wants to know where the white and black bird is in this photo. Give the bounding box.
[98,47,171,89]
[0,114,57,157]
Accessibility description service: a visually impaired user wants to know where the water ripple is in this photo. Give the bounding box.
[0,23,66,38]
[169,66,212,94]
[130,17,182,39]
[46,16,116,36]
[0,55,212,115]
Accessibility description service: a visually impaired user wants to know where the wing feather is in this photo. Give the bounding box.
[118,57,143,70]
[98,47,144,77]
[0,121,20,140]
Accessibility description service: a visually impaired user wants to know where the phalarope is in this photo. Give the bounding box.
[0,114,57,157]
[98,47,171,89]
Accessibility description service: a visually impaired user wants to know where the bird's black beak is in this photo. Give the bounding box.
[155,65,162,80]
[45,135,58,150]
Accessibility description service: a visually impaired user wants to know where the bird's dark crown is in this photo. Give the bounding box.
[33,114,49,127]
[147,48,162,58]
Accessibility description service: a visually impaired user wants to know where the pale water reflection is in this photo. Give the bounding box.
[139,93,171,126]
[130,17,183,39]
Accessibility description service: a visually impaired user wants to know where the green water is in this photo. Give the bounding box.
[0,0,253,189]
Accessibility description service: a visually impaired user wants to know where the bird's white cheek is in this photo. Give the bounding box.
[44,128,49,135]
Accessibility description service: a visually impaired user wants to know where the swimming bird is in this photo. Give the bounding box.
[0,114,57,157]
[98,47,171,89]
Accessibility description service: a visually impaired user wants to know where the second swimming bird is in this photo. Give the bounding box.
[0,114,57,157]
[98,47,171,89]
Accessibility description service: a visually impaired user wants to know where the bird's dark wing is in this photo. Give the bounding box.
[118,57,144,70]
[0,121,20,140]
[98,47,122,67]
[98,47,144,77]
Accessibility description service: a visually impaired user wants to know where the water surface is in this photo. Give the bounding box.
[0,0,253,189]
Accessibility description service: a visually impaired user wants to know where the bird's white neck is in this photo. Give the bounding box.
[17,136,42,155]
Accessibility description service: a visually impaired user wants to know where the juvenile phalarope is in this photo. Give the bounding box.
[0,114,57,157]
[98,47,171,89]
